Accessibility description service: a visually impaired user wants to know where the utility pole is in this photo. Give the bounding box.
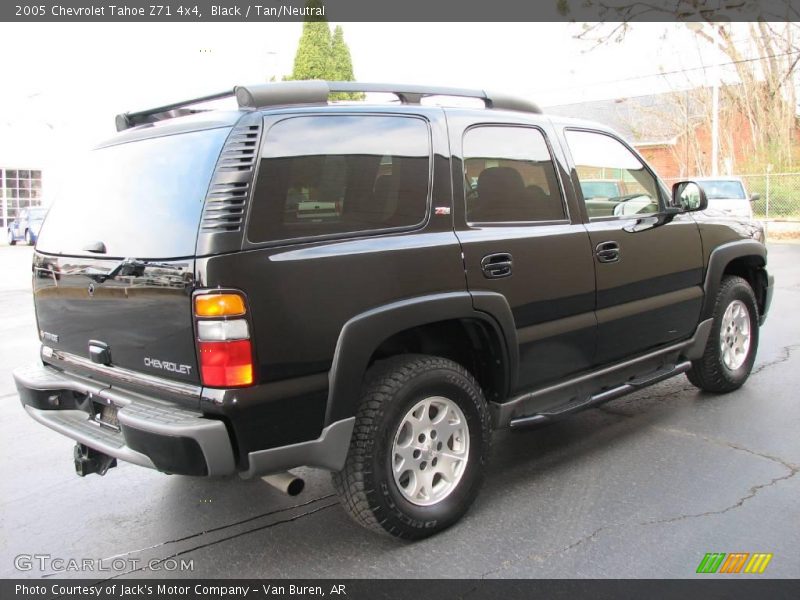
[685,88,690,176]
[711,71,720,176]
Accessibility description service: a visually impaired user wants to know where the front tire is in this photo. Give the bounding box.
[332,354,491,539]
[7,230,15,246]
[687,275,759,393]
[24,229,33,245]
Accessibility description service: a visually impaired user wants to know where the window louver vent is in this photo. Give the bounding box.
[200,181,249,232]
[219,124,261,172]
[200,119,262,233]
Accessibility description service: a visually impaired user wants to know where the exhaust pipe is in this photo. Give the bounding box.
[261,471,305,496]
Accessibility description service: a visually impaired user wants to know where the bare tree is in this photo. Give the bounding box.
[567,10,800,170]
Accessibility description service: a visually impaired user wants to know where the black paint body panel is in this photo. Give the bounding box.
[24,102,774,470]
[32,253,199,387]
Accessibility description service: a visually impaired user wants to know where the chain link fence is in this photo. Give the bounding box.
[738,172,800,221]
[664,172,800,220]
[663,172,800,240]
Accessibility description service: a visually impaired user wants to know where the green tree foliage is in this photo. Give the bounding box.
[285,4,363,101]
[329,26,363,100]
[289,20,332,81]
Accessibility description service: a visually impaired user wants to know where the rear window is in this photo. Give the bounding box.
[247,115,430,243]
[36,127,229,258]
[463,126,566,223]
[698,180,746,200]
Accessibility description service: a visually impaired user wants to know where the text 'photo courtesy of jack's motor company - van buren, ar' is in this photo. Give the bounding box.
[15,584,348,598]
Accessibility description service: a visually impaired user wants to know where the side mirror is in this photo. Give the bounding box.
[750,193,761,203]
[671,181,708,213]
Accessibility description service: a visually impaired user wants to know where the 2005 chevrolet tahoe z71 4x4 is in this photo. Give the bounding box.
[14,81,774,539]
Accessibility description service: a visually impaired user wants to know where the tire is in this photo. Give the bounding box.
[332,354,491,539]
[24,230,33,245]
[687,275,759,393]
[7,230,15,246]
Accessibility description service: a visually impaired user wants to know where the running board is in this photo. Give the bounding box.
[508,360,692,428]
[492,318,712,429]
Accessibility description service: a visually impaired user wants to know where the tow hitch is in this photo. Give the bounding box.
[73,443,117,477]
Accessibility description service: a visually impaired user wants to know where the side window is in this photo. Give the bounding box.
[463,126,566,223]
[248,115,430,243]
[565,129,660,219]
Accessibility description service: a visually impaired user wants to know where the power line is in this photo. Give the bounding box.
[539,49,800,94]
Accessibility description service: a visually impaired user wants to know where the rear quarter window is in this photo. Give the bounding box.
[247,115,431,244]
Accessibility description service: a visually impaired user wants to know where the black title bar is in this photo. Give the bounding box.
[2,0,799,22]
[4,579,800,600]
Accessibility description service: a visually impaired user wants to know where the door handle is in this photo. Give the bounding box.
[595,241,620,263]
[481,253,513,279]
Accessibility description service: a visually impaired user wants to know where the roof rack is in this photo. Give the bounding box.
[234,81,542,114]
[115,81,541,131]
[115,89,235,131]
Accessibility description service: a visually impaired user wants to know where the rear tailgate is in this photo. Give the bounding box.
[33,126,231,395]
[33,254,198,384]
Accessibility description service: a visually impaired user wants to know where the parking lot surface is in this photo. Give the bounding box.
[0,243,798,579]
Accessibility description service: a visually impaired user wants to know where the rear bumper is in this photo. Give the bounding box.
[13,362,355,478]
[14,363,235,476]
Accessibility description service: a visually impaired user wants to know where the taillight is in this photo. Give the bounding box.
[194,292,254,388]
[195,293,246,317]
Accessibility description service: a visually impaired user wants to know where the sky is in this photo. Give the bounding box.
[0,21,757,193]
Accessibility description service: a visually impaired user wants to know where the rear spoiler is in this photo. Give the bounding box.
[115,81,542,131]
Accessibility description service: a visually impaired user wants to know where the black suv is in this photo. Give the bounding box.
[14,81,774,539]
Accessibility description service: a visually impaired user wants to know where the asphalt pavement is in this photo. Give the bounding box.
[0,243,798,579]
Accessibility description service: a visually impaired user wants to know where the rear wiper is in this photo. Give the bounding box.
[83,241,107,254]
[87,258,179,283]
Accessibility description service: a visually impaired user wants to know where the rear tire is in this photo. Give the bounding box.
[687,275,759,393]
[332,354,491,539]
[7,230,15,246]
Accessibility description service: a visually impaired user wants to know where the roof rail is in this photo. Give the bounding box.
[234,81,542,114]
[115,81,541,131]
[115,89,235,131]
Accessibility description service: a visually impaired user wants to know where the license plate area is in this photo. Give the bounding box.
[92,400,120,431]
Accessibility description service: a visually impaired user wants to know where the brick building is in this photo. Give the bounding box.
[545,89,758,181]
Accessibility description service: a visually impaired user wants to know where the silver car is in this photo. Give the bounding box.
[694,177,760,221]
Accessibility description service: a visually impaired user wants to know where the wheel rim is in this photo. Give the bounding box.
[391,396,470,507]
[720,299,751,371]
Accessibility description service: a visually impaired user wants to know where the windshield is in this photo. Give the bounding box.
[698,180,746,200]
[28,208,47,220]
[581,181,620,199]
[36,127,229,259]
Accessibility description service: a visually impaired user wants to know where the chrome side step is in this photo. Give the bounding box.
[508,360,693,428]
[493,319,712,429]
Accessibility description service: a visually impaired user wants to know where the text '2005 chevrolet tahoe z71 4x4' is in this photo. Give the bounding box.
[14,81,774,539]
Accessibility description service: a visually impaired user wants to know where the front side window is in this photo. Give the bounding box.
[565,130,661,219]
[247,115,430,243]
[463,126,566,223]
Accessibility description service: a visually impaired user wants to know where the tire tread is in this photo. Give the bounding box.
[687,275,758,393]
[331,354,489,539]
